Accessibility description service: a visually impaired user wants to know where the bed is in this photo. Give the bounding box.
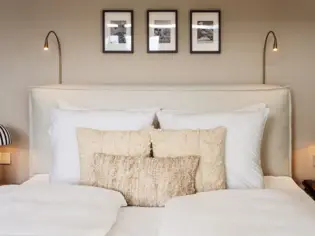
[20,84,315,236]
[22,175,309,236]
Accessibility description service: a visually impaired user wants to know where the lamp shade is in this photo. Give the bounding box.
[0,125,12,146]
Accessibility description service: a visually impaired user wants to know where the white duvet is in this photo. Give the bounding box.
[159,189,315,236]
[0,184,126,236]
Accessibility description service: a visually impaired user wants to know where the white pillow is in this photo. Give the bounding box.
[157,108,269,189]
[50,109,156,184]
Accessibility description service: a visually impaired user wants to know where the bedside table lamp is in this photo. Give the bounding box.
[0,125,13,165]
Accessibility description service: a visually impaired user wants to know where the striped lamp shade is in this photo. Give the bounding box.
[0,125,12,146]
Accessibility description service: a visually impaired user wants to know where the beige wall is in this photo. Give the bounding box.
[0,0,314,183]
[272,0,315,182]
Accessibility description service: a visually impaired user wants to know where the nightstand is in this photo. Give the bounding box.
[302,180,315,200]
[0,145,16,165]
[0,145,16,185]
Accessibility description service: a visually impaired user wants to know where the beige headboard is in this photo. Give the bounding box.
[29,84,292,177]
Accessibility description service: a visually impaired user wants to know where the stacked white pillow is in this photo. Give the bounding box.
[49,108,157,184]
[157,105,269,189]
[49,102,269,190]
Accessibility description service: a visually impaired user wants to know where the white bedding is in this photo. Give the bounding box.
[160,189,315,236]
[0,184,126,236]
[23,175,301,189]
[21,175,310,236]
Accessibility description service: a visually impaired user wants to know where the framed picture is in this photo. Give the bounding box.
[102,10,134,53]
[147,10,178,53]
[190,10,221,54]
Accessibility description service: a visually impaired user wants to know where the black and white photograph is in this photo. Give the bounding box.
[102,10,134,53]
[197,21,214,43]
[190,10,221,53]
[147,10,178,53]
[110,20,127,44]
[154,20,171,44]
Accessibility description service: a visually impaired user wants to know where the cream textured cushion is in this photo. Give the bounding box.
[90,154,199,207]
[150,127,227,192]
[77,128,151,184]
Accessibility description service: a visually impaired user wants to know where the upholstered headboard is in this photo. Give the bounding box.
[29,84,292,177]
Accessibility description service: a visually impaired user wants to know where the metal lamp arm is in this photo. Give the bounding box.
[44,31,62,84]
[263,30,278,84]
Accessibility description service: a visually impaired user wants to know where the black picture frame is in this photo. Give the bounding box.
[102,10,134,53]
[147,9,178,53]
[190,10,221,54]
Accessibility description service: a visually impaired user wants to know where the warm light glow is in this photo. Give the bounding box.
[273,48,278,52]
[308,145,315,156]
[44,40,49,51]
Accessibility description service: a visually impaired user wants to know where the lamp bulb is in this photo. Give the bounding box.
[273,48,278,52]
[44,47,49,51]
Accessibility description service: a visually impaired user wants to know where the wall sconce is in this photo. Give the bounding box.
[263,30,278,84]
[43,30,63,84]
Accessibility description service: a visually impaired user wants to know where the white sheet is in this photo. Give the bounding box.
[23,175,302,190]
[22,175,309,236]
[22,174,51,185]
[0,184,126,236]
[110,177,308,236]
[160,189,315,236]
[107,208,162,236]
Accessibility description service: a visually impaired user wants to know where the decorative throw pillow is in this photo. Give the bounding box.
[76,128,151,184]
[90,154,200,207]
[150,127,227,192]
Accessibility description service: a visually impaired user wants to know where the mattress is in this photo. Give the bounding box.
[22,175,306,236]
